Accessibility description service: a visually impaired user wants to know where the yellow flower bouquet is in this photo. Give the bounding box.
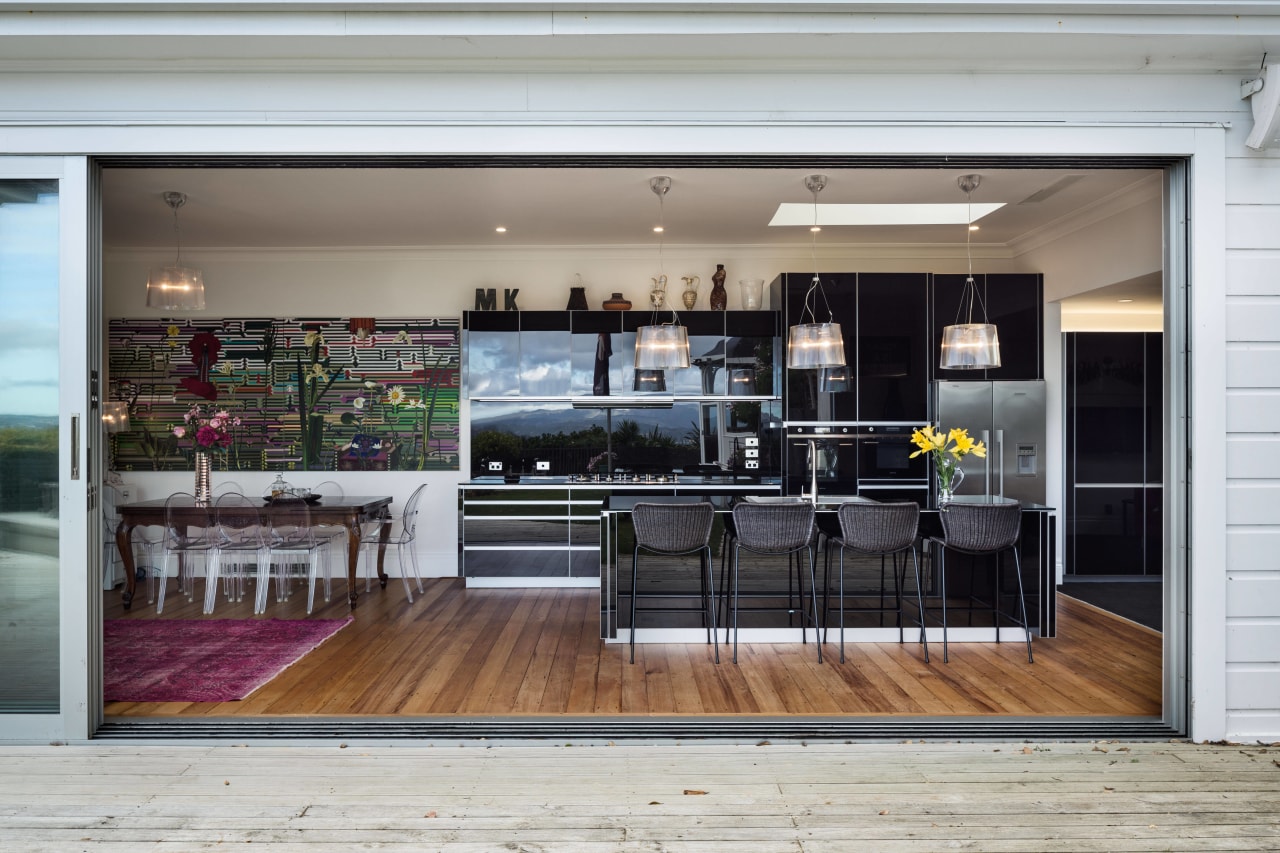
[909,425,986,501]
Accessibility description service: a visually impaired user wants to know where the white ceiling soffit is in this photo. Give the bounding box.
[100,167,1158,250]
[768,203,1006,227]
[1,5,1280,73]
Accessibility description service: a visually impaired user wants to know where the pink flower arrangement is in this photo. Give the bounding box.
[173,403,240,451]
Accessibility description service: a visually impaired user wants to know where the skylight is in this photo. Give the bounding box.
[769,202,1005,227]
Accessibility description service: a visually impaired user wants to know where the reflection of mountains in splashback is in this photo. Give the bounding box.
[471,404,696,439]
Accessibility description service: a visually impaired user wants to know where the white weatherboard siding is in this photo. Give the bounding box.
[1224,152,1280,741]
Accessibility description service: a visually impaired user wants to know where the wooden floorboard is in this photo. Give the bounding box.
[1,741,1277,851]
[102,578,1162,718]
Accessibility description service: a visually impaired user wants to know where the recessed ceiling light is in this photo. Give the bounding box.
[494,226,507,233]
[653,226,664,233]
[769,202,1005,227]
[1117,298,1134,303]
[810,226,821,233]
[969,224,980,232]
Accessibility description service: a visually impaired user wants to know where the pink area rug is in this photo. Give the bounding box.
[104,617,352,703]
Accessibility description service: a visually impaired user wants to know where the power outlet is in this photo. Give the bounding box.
[745,436,759,447]
[745,448,759,458]
[535,460,551,472]
[745,459,759,469]
[488,461,504,472]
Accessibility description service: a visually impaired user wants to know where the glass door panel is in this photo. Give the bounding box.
[0,179,61,712]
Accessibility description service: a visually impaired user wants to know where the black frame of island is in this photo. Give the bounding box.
[457,271,1056,645]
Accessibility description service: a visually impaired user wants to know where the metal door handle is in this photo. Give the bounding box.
[995,429,1005,497]
[981,429,991,495]
[70,414,80,480]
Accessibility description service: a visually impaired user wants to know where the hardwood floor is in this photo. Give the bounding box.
[103,578,1161,718]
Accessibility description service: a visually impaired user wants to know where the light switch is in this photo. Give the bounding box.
[535,460,551,472]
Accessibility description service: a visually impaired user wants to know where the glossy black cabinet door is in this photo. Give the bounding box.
[985,273,1042,380]
[1070,332,1146,484]
[857,273,929,422]
[1065,331,1164,577]
[932,273,1043,381]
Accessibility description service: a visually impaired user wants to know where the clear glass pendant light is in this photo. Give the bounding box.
[787,175,846,370]
[634,176,691,370]
[939,174,1001,370]
[145,191,206,311]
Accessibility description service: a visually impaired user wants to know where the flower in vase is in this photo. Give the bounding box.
[910,425,986,495]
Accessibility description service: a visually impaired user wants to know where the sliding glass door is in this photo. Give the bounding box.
[0,158,92,739]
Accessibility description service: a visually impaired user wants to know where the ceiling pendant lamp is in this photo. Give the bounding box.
[939,174,1001,370]
[145,191,206,311]
[787,175,846,370]
[634,176,691,371]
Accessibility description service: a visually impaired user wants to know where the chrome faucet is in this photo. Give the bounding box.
[802,439,819,505]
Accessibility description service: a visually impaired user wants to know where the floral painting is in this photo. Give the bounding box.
[107,317,460,472]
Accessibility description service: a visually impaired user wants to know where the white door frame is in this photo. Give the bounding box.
[4,119,1225,742]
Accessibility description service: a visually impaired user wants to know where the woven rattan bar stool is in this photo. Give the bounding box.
[728,502,821,664]
[927,501,1034,664]
[825,500,928,664]
[629,501,718,665]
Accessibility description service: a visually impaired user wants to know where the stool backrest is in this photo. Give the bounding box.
[731,502,815,553]
[939,501,1021,552]
[837,501,919,554]
[632,502,714,554]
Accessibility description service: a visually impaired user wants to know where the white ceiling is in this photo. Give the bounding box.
[102,166,1159,250]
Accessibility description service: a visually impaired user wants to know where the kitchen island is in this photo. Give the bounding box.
[600,494,1056,646]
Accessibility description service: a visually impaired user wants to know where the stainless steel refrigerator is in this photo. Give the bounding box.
[931,380,1046,505]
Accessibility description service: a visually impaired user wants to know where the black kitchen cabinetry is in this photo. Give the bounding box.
[857,273,930,422]
[932,273,1043,381]
[1065,331,1163,576]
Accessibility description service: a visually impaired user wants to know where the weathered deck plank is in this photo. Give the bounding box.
[1,742,1277,851]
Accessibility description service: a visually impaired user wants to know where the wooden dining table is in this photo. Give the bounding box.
[114,495,394,610]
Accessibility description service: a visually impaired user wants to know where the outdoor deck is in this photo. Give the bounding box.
[1,740,1277,850]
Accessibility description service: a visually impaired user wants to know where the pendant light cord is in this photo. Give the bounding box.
[172,203,184,267]
[804,179,835,324]
[954,183,991,327]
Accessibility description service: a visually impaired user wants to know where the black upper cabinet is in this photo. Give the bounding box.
[932,273,1043,381]
[857,273,929,422]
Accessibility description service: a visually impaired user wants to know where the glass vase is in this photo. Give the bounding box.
[738,278,764,310]
[193,451,212,505]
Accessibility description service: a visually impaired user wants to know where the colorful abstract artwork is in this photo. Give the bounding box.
[107,317,460,472]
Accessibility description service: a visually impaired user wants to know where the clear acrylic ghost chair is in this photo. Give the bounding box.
[102,483,162,594]
[308,479,348,547]
[155,492,216,615]
[208,492,271,613]
[358,483,427,603]
[263,495,336,614]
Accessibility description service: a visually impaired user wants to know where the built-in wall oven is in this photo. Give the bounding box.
[784,423,929,501]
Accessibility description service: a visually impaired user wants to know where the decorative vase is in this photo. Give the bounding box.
[566,287,589,311]
[709,264,728,310]
[681,275,700,310]
[649,275,668,308]
[193,451,212,505]
[602,292,632,310]
[738,278,764,310]
[937,465,964,506]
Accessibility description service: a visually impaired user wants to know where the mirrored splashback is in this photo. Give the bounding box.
[469,399,782,479]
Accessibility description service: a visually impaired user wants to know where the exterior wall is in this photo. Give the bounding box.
[1,1,1272,740]
[1224,149,1280,741]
